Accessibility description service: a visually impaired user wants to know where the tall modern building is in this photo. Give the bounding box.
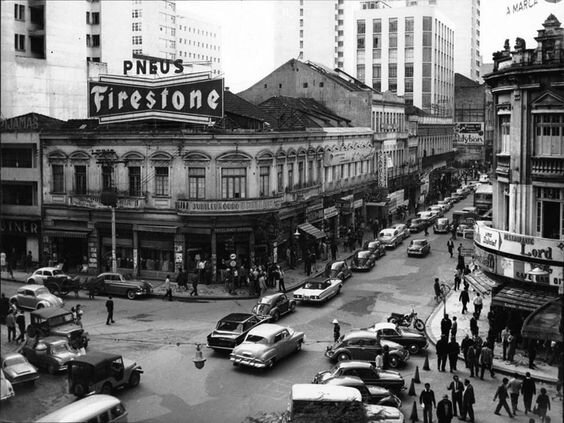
[354,2,455,115]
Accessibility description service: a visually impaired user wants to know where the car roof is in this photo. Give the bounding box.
[343,330,379,341]
[330,261,344,269]
[2,352,26,361]
[68,351,122,366]
[35,267,60,272]
[258,293,283,304]
[247,323,288,337]
[38,336,71,345]
[18,284,45,291]
[31,307,71,318]
[324,375,366,387]
[291,384,362,402]
[437,217,449,222]
[335,360,374,370]
[357,250,370,257]
[372,322,397,331]
[97,272,121,277]
[412,239,427,243]
[379,229,395,234]
[36,395,123,423]
[220,313,255,323]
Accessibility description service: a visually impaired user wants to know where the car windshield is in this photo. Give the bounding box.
[122,274,134,280]
[3,356,26,367]
[357,251,370,259]
[413,240,426,246]
[245,334,269,344]
[35,287,51,296]
[51,270,64,276]
[410,219,423,225]
[254,303,271,315]
[51,342,72,354]
[379,232,392,238]
[304,282,328,290]
[39,312,74,326]
[368,242,377,249]
[216,321,244,332]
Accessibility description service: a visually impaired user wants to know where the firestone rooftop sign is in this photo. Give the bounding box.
[88,74,224,124]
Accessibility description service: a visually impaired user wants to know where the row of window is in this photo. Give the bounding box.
[178,38,219,51]
[178,26,217,38]
[86,34,100,48]
[86,11,99,25]
[177,51,220,63]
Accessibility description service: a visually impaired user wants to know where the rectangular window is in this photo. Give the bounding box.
[92,35,100,47]
[102,166,113,191]
[357,64,365,81]
[86,11,90,24]
[155,167,169,196]
[298,161,304,187]
[534,114,563,155]
[423,63,432,77]
[188,167,205,199]
[373,80,381,91]
[14,4,25,20]
[357,20,365,34]
[74,166,87,195]
[423,47,432,62]
[14,34,25,51]
[423,32,432,47]
[132,22,142,31]
[389,33,397,48]
[423,78,432,92]
[357,37,365,49]
[132,36,142,45]
[388,64,397,78]
[1,147,33,168]
[53,165,64,193]
[423,16,432,31]
[405,33,414,48]
[372,64,381,78]
[389,18,397,33]
[317,160,322,183]
[308,160,314,184]
[405,63,414,77]
[92,12,99,24]
[388,48,397,61]
[132,9,142,18]
[288,163,294,188]
[221,168,246,199]
[405,16,414,32]
[277,164,284,192]
[373,19,381,33]
[259,166,270,197]
[405,48,414,60]
[129,166,142,197]
[405,78,414,93]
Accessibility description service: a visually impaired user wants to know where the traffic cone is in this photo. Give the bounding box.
[413,365,421,383]
[408,378,417,396]
[423,354,430,371]
[410,400,419,422]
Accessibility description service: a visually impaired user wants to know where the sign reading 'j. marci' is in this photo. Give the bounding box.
[88,74,224,124]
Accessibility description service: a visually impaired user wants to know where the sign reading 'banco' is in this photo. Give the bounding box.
[88,74,224,124]
[177,198,283,214]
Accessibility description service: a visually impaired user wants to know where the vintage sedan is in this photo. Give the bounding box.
[365,404,406,422]
[390,224,410,240]
[1,370,14,401]
[377,229,403,249]
[325,331,410,368]
[367,323,428,355]
[433,217,451,234]
[27,307,89,349]
[407,218,427,233]
[230,323,305,369]
[91,272,153,300]
[207,313,272,352]
[313,361,406,394]
[406,239,431,257]
[251,293,296,322]
[9,284,64,310]
[322,376,402,408]
[2,353,39,385]
[363,240,386,260]
[293,278,342,303]
[326,260,353,281]
[351,250,376,272]
[22,336,83,374]
[26,267,80,296]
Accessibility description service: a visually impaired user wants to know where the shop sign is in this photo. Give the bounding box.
[323,148,372,167]
[69,195,144,209]
[89,74,224,124]
[0,219,40,234]
[324,206,338,219]
[178,198,282,214]
[338,195,353,214]
[306,203,324,222]
[353,199,364,209]
[0,115,39,132]
[454,122,484,145]
[474,247,496,272]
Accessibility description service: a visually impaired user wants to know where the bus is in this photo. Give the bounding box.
[473,184,493,215]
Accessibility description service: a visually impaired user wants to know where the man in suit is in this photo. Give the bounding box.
[420,382,437,423]
[447,375,463,417]
[437,394,454,423]
[493,377,513,417]
[460,379,475,422]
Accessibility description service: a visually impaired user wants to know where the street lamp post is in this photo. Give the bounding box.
[111,205,116,273]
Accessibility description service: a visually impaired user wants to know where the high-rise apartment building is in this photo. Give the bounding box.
[355,2,455,115]
[176,15,222,77]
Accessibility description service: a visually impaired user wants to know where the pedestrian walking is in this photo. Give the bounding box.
[25,250,33,273]
[88,278,96,300]
[304,249,311,276]
[190,273,199,296]
[467,345,480,378]
[332,319,341,343]
[441,314,452,338]
[0,293,9,324]
[15,310,26,343]
[501,326,510,360]
[437,335,449,372]
[521,372,536,415]
[479,343,494,379]
[309,250,317,273]
[472,293,483,319]
[460,379,475,422]
[528,339,537,369]
[448,337,460,372]
[508,373,522,414]
[494,377,514,417]
[457,243,463,257]
[278,266,286,292]
[459,288,470,314]
[105,296,115,325]
[330,241,337,261]
[163,275,172,301]
[176,268,187,291]
[424,223,429,236]
[6,309,16,342]
[419,383,436,423]
[453,273,461,291]
[437,394,454,423]
[469,315,479,338]
[507,331,517,362]
[535,387,551,422]
[434,278,442,303]
[75,304,83,328]
[451,316,458,340]
[451,226,457,240]
[447,239,454,258]
[374,352,383,370]
[447,375,463,417]
[461,334,473,365]
[382,344,390,370]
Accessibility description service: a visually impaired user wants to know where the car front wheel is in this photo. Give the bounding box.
[337,352,351,362]
[73,383,87,397]
[408,344,420,355]
[388,356,399,368]
[126,290,136,300]
[101,382,112,395]
[129,371,140,387]
[271,311,280,322]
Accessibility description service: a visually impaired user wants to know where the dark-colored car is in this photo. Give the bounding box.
[433,218,451,234]
[324,260,353,282]
[88,273,153,300]
[27,308,89,349]
[313,361,406,394]
[408,218,427,233]
[367,323,428,355]
[27,267,81,297]
[351,250,376,271]
[67,351,143,397]
[362,240,386,260]
[325,331,410,368]
[21,336,83,374]
[406,239,431,257]
[322,376,402,408]
[207,313,271,352]
[251,293,296,322]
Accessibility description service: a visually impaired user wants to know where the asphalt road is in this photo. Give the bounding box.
[1,196,562,422]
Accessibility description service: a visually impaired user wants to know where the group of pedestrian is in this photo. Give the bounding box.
[493,373,551,421]
[420,379,475,423]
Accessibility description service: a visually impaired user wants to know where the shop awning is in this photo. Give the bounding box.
[298,222,326,240]
[43,229,90,239]
[137,225,178,234]
[366,202,387,207]
[491,285,559,313]
[521,297,563,342]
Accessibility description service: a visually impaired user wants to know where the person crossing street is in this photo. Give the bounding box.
[420,383,437,423]
[493,377,514,417]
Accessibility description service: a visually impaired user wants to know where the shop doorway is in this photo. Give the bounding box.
[542,201,560,239]
[52,237,87,273]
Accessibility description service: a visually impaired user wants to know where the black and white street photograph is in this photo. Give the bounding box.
[1,0,563,422]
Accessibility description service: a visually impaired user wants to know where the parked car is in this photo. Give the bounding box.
[406,239,431,257]
[207,313,272,352]
[426,205,444,218]
[27,267,80,297]
[312,361,406,394]
[1,353,39,385]
[230,323,305,369]
[365,404,406,422]
[377,228,403,249]
[351,250,376,272]
[322,376,402,408]
[408,218,427,233]
[456,222,474,238]
[324,330,410,368]
[36,394,128,423]
[251,293,296,322]
[389,224,410,240]
[450,192,464,202]
[67,351,143,397]
[88,272,153,300]
[326,260,353,281]
[363,240,386,259]
[22,336,83,374]
[366,323,428,355]
[27,307,89,349]
[443,197,455,206]
[415,211,438,225]
[1,370,14,401]
[293,278,342,303]
[436,200,452,211]
[433,217,451,234]
[9,284,64,311]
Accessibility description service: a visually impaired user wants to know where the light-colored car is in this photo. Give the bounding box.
[2,353,39,385]
[390,224,410,240]
[436,199,452,211]
[377,228,403,249]
[10,284,64,310]
[1,369,15,401]
[90,272,153,300]
[293,278,342,303]
[365,404,406,422]
[230,323,305,368]
[406,239,431,257]
[27,267,71,285]
[433,217,451,234]
[426,205,444,218]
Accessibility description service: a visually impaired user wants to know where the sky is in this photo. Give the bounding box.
[180,0,564,92]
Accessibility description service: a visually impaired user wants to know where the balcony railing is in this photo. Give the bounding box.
[531,156,564,179]
[67,193,145,209]
[495,154,510,177]
[176,196,284,215]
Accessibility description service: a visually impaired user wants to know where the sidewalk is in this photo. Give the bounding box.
[425,269,560,385]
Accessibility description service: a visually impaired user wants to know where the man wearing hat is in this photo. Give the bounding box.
[332,319,340,342]
[437,393,454,423]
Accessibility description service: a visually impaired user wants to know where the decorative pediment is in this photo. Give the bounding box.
[287,149,297,160]
[123,151,145,161]
[256,149,274,162]
[216,151,252,162]
[297,147,307,159]
[150,151,173,161]
[182,151,211,162]
[48,150,68,163]
[275,149,287,161]
[531,91,564,112]
[69,151,90,162]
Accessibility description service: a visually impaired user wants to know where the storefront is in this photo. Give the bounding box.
[0,218,41,269]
